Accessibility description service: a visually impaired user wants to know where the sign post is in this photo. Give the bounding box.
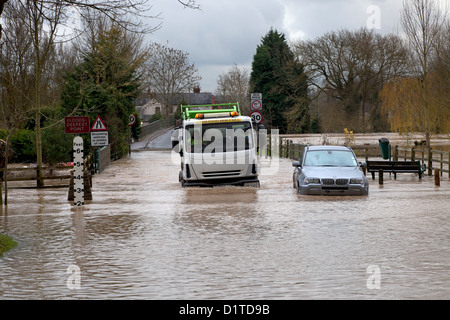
[128,114,137,126]
[250,110,263,124]
[250,93,263,111]
[73,136,84,206]
[90,115,109,147]
[65,116,90,134]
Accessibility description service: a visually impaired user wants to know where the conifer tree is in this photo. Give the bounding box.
[250,29,309,133]
[62,21,147,158]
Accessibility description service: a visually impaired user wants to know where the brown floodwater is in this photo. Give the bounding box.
[1,150,449,299]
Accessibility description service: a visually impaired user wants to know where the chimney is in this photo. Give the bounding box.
[193,86,200,93]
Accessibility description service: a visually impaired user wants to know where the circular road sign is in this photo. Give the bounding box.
[250,111,263,124]
[251,99,262,111]
[128,114,137,126]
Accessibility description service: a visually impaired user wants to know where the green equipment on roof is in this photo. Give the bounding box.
[181,103,241,120]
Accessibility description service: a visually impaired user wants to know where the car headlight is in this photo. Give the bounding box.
[350,178,365,184]
[304,177,320,184]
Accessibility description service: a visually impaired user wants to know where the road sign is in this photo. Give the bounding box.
[251,99,262,111]
[91,116,107,131]
[128,114,137,126]
[250,93,262,111]
[250,111,263,124]
[251,93,262,100]
[65,116,90,134]
[91,131,109,147]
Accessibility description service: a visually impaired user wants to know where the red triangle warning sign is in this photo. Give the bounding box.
[91,116,107,131]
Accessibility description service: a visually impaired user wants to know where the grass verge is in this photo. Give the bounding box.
[0,233,18,256]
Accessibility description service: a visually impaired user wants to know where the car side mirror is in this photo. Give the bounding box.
[292,161,301,167]
[359,161,367,168]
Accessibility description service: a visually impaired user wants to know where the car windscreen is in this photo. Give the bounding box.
[185,121,253,153]
[303,150,357,166]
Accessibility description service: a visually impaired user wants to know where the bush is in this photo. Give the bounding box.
[0,126,75,164]
[149,110,162,123]
[0,129,36,163]
[41,123,74,165]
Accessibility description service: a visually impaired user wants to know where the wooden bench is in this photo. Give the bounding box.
[366,160,426,179]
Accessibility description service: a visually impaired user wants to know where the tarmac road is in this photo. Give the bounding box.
[131,128,173,151]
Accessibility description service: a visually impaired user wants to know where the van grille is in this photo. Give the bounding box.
[202,170,241,177]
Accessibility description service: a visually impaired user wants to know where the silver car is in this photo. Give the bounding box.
[292,145,369,195]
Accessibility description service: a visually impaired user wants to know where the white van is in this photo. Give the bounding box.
[173,103,261,187]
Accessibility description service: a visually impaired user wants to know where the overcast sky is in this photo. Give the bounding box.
[146,0,445,93]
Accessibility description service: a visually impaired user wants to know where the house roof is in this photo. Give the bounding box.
[135,92,213,107]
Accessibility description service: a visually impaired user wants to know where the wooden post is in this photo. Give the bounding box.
[0,171,2,206]
[434,169,440,186]
[393,145,398,161]
[411,147,415,161]
[428,148,432,176]
[379,169,383,185]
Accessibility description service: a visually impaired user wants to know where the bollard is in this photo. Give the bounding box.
[378,169,383,185]
[434,169,440,186]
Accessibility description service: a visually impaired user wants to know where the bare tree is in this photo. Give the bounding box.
[381,0,449,145]
[0,0,6,37]
[1,0,201,40]
[215,64,249,114]
[400,0,447,78]
[0,1,35,203]
[293,28,409,131]
[145,42,201,118]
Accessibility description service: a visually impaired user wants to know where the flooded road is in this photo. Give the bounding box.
[1,150,449,299]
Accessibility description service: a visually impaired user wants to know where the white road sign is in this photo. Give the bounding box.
[250,93,262,111]
[91,131,109,147]
[251,99,262,111]
[250,111,263,124]
[251,93,262,100]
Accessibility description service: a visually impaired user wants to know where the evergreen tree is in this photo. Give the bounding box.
[250,29,309,133]
[62,23,146,158]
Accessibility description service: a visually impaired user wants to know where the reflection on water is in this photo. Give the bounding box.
[1,151,449,299]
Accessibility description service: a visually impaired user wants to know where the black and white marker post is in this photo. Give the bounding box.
[73,136,84,206]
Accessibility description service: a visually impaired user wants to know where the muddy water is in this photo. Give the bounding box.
[1,151,449,299]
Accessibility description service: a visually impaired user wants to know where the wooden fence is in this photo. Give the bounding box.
[393,146,449,178]
[0,151,95,188]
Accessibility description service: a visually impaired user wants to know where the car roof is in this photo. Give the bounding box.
[306,145,352,151]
